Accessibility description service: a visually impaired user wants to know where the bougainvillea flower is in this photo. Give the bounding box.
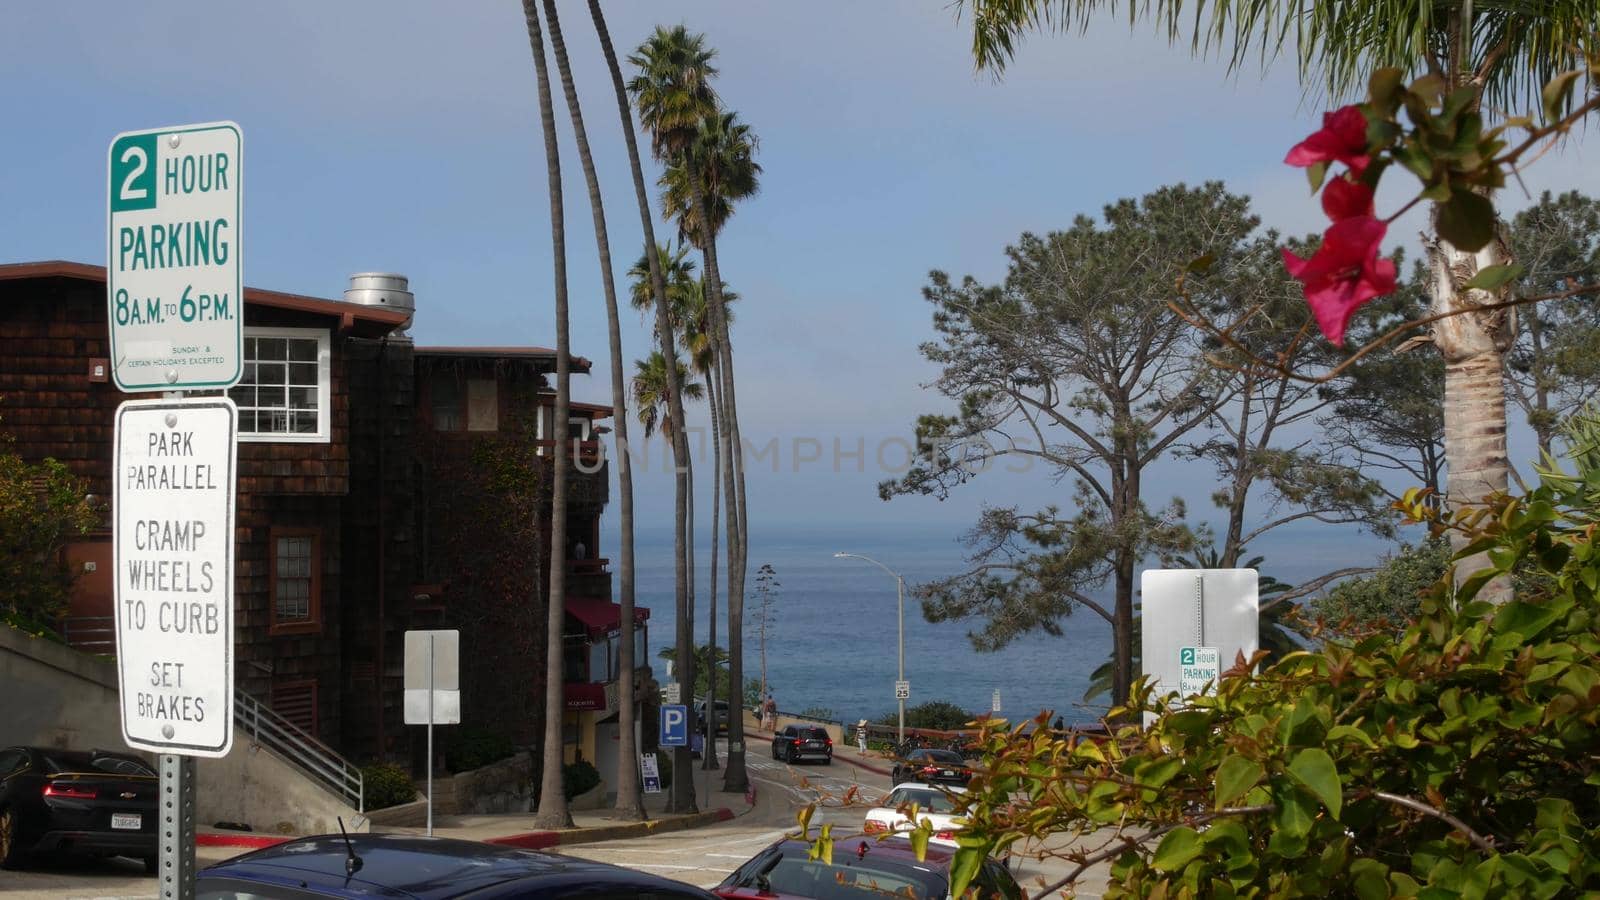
[1320,175,1376,222]
[1281,216,1397,346]
[1285,105,1371,174]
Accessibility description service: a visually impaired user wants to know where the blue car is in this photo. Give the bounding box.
[197,833,718,899]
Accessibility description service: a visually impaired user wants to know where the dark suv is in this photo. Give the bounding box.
[771,725,832,764]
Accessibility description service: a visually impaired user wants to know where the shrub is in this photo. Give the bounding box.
[562,759,601,800]
[361,763,417,811]
[875,700,974,731]
[927,474,1600,897]
[798,706,838,722]
[444,727,516,773]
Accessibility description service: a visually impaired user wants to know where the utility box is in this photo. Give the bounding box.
[1140,569,1259,724]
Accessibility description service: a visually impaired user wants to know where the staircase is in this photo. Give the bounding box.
[235,689,364,813]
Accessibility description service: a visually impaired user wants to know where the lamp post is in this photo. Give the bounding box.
[833,552,906,747]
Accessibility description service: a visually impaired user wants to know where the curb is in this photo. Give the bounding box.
[197,833,293,849]
[197,806,738,851]
[486,807,735,850]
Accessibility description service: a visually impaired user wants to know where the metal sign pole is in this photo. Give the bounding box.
[427,634,435,837]
[159,753,196,900]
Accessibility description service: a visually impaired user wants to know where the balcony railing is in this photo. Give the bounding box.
[533,439,605,466]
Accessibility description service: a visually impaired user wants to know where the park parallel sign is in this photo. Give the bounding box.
[107,122,242,393]
[113,397,237,757]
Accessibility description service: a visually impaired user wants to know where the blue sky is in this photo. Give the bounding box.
[4,2,1594,569]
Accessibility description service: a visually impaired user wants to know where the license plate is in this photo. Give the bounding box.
[941,770,954,776]
[112,813,142,830]
[805,742,821,748]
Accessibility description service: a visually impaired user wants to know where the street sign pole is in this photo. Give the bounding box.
[158,754,196,900]
[427,635,434,836]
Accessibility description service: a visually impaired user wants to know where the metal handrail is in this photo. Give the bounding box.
[234,689,364,813]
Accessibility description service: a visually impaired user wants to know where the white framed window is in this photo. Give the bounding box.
[228,328,331,442]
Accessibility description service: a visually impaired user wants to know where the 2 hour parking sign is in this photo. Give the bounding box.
[107,122,243,392]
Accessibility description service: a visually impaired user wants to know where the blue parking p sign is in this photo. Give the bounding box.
[660,704,689,747]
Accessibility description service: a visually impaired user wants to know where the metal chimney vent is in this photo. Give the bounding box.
[344,273,415,333]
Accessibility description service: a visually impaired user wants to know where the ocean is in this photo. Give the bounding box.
[630,519,1397,728]
[633,522,1112,727]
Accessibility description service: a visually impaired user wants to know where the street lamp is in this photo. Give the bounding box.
[833,552,906,747]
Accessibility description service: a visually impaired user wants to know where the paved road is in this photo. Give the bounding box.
[3,745,1108,898]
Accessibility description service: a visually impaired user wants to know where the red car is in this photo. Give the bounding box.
[715,836,1020,900]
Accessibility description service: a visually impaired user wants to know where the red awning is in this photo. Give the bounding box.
[564,597,649,639]
[564,682,608,711]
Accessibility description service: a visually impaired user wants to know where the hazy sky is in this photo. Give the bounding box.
[4,2,1594,566]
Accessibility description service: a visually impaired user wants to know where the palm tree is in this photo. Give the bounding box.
[659,111,762,249]
[537,0,643,820]
[589,1,698,815]
[627,243,695,329]
[958,0,1596,604]
[630,29,761,791]
[632,352,703,440]
[518,0,572,830]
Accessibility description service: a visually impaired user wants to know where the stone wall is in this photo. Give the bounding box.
[434,752,536,815]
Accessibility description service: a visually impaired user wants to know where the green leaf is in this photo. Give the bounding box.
[1436,189,1496,252]
[1288,748,1343,819]
[1440,86,1478,124]
[1542,70,1583,123]
[1463,263,1524,291]
[1214,754,1264,809]
[1393,142,1434,180]
[1306,162,1328,194]
[796,802,815,838]
[1151,826,1205,872]
[1326,724,1376,748]
[1492,600,1562,639]
[1273,788,1315,839]
[908,823,929,861]
[1350,858,1392,900]
[947,846,985,898]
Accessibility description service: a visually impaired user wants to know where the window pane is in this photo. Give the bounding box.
[240,362,258,386]
[290,387,317,410]
[289,363,318,386]
[237,410,257,432]
[288,339,317,362]
[257,361,287,386]
[257,338,287,361]
[291,411,318,434]
[240,332,325,437]
[257,384,286,410]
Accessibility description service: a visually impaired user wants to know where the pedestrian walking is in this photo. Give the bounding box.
[856,719,869,753]
[762,693,777,732]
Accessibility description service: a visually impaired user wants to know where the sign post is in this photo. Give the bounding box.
[113,396,237,900]
[405,630,460,836]
[991,689,1002,713]
[110,121,243,900]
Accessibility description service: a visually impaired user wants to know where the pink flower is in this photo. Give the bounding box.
[1285,106,1371,174]
[1320,175,1375,222]
[1282,216,1397,347]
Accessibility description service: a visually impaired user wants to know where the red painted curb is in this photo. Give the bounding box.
[197,833,292,849]
[715,807,734,821]
[484,831,562,850]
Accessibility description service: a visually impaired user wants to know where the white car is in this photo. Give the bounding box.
[862,783,969,846]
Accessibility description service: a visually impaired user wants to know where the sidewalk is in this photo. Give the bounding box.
[199,777,753,851]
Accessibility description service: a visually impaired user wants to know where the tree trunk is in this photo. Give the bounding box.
[540,0,641,819]
[520,0,573,830]
[703,370,722,770]
[586,0,695,814]
[690,174,749,793]
[1427,205,1516,605]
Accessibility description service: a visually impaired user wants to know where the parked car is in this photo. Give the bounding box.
[714,835,1020,900]
[890,748,972,786]
[771,724,833,764]
[0,745,158,872]
[197,833,721,899]
[862,783,968,846]
[696,699,730,735]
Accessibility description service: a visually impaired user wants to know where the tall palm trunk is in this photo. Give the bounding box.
[540,0,642,819]
[687,172,749,792]
[1430,13,1516,605]
[520,0,573,830]
[702,369,722,770]
[1428,211,1516,604]
[588,0,696,814]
